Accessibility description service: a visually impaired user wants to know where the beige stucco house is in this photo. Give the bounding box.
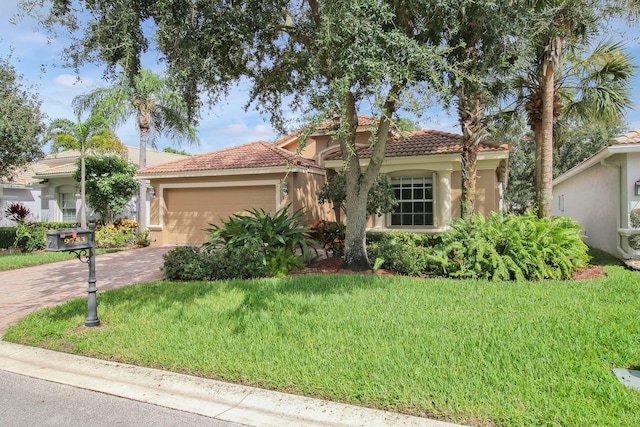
[553,129,640,259]
[0,147,185,226]
[138,117,511,246]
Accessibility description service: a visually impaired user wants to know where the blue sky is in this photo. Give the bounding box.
[2,0,640,155]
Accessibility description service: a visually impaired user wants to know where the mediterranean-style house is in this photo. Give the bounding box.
[0,147,185,227]
[137,117,511,246]
[553,129,640,259]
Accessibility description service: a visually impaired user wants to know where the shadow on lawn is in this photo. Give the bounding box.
[88,274,389,325]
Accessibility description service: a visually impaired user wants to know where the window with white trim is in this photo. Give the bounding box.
[390,175,434,226]
[60,193,77,222]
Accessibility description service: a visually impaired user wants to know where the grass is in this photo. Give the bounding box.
[4,249,640,426]
[0,248,131,271]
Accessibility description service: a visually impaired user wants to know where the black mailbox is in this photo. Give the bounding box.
[46,228,94,252]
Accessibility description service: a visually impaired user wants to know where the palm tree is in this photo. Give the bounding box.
[73,68,198,230]
[518,40,635,215]
[516,1,635,218]
[47,115,126,228]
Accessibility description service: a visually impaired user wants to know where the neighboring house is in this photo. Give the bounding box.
[553,129,640,259]
[138,117,511,246]
[0,147,186,226]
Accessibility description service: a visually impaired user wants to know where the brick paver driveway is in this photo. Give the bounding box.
[0,246,171,334]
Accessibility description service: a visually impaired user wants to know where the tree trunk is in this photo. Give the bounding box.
[533,120,543,210]
[80,155,87,228]
[137,109,150,231]
[340,88,399,271]
[539,59,556,219]
[458,88,485,220]
[342,170,372,271]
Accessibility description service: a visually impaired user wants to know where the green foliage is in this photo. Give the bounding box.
[365,213,590,280]
[629,208,640,250]
[431,212,590,281]
[309,220,346,256]
[366,232,430,276]
[0,56,46,179]
[135,229,152,247]
[13,222,45,253]
[267,247,304,277]
[162,245,267,281]
[203,204,318,264]
[163,147,191,156]
[75,155,138,225]
[0,227,16,249]
[317,172,398,217]
[630,209,640,228]
[94,224,134,248]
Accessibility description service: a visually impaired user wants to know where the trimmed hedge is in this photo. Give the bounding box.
[163,245,267,281]
[0,227,16,249]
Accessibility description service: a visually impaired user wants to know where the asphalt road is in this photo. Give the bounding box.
[0,370,246,427]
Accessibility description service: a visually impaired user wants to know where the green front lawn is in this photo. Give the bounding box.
[0,248,129,271]
[4,253,640,426]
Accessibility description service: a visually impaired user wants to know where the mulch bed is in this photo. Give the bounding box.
[294,257,607,280]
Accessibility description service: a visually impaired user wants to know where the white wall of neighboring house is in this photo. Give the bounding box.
[0,186,41,226]
[627,153,640,222]
[552,157,621,257]
[553,138,640,259]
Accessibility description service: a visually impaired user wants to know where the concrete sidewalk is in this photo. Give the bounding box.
[0,341,463,427]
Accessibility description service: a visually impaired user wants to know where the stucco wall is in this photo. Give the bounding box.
[553,160,620,256]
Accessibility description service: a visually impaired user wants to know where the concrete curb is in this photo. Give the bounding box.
[0,341,464,427]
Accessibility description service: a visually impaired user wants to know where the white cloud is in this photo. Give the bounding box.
[53,74,96,88]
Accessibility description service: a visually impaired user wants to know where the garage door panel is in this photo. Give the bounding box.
[164,186,276,245]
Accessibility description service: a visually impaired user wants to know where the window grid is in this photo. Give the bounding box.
[60,193,77,222]
[390,176,434,226]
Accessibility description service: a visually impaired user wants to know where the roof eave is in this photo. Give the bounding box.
[137,164,324,180]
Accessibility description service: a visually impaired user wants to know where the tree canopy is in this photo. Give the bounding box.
[73,155,139,225]
[47,114,126,227]
[0,56,46,180]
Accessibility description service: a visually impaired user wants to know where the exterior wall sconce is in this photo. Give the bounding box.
[281,180,288,197]
[635,180,640,197]
[147,185,157,198]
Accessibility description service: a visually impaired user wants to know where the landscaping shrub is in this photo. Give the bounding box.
[4,203,30,223]
[629,208,640,250]
[309,220,345,256]
[367,232,430,276]
[94,219,138,248]
[430,211,590,280]
[162,246,211,281]
[13,222,46,253]
[162,245,267,281]
[203,204,318,273]
[0,227,16,249]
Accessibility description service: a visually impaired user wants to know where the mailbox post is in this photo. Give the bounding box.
[45,220,100,327]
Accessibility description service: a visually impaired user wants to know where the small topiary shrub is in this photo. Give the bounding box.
[162,246,211,281]
[162,245,267,281]
[0,227,16,249]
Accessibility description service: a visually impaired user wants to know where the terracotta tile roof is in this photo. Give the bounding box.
[274,115,376,147]
[138,141,320,175]
[324,129,510,160]
[611,129,640,145]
